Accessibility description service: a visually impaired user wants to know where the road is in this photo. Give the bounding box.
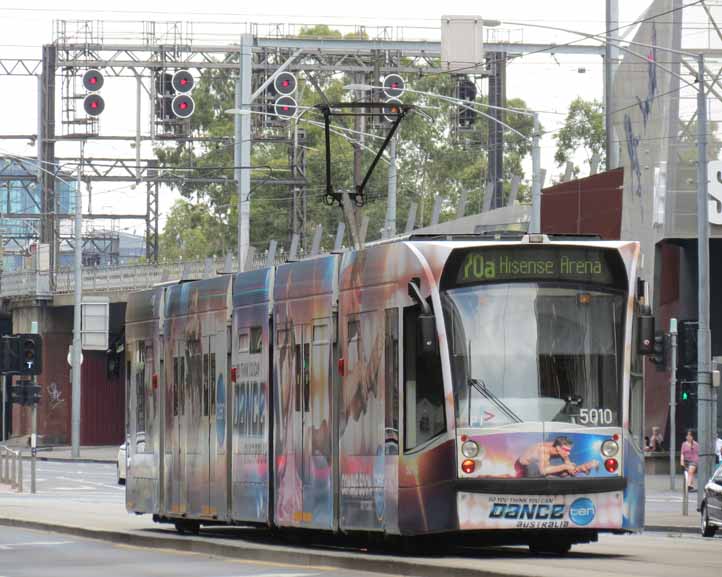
[21,460,123,503]
[0,526,373,577]
[0,461,720,577]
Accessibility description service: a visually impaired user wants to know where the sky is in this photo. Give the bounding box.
[0,0,700,239]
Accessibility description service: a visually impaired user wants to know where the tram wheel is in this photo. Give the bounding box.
[528,541,572,556]
[174,520,201,536]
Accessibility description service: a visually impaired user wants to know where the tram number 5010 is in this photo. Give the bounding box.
[578,408,614,425]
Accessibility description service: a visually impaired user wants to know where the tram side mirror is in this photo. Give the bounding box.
[638,315,655,355]
[418,313,437,355]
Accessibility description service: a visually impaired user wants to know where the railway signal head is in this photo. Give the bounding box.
[273,95,297,120]
[172,70,194,93]
[171,94,195,119]
[82,69,104,92]
[382,98,402,123]
[457,77,477,127]
[273,72,297,96]
[382,74,405,99]
[83,94,105,117]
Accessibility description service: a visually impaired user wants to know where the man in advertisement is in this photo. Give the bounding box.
[514,436,599,478]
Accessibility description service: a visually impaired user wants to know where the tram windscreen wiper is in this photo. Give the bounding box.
[468,378,522,423]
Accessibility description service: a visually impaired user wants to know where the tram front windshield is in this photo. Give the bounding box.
[442,248,626,429]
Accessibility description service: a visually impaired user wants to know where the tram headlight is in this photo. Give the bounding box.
[601,440,619,458]
[461,440,479,458]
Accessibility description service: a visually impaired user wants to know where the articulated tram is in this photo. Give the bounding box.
[125,233,648,553]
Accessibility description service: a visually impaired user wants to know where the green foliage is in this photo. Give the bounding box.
[156,56,540,260]
[554,97,606,172]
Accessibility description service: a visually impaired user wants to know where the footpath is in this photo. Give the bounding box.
[0,445,706,577]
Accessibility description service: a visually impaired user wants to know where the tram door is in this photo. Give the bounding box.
[200,334,216,517]
[167,340,186,515]
[291,324,311,524]
[307,320,333,529]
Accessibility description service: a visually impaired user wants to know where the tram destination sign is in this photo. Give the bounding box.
[451,246,619,286]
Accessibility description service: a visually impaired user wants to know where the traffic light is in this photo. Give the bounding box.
[172,69,194,93]
[171,94,195,119]
[9,382,41,406]
[382,98,402,123]
[155,70,195,121]
[82,69,104,91]
[382,74,405,99]
[154,72,173,120]
[381,74,405,124]
[82,69,105,117]
[269,72,297,120]
[0,334,42,375]
[650,332,667,371]
[457,76,477,128]
[20,334,42,375]
[170,70,195,118]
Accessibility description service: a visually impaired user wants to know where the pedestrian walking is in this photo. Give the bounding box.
[680,430,699,492]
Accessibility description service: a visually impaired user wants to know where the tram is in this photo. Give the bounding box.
[124,233,650,553]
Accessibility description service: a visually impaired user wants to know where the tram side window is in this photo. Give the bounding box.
[250,327,262,354]
[136,342,146,437]
[203,351,210,417]
[180,354,186,416]
[385,309,400,450]
[210,351,216,415]
[173,357,179,417]
[404,306,445,451]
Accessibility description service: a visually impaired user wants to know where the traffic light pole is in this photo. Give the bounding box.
[31,399,36,493]
[71,144,83,458]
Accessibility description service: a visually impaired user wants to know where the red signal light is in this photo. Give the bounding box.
[604,458,619,473]
[461,459,475,474]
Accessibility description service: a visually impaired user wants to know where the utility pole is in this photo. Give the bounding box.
[605,0,620,169]
[530,113,541,233]
[236,33,253,271]
[385,135,398,238]
[696,53,713,510]
[71,143,83,458]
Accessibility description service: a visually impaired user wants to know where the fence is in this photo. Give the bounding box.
[0,446,23,492]
[0,251,286,299]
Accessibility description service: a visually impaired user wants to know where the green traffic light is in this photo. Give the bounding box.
[682,391,689,401]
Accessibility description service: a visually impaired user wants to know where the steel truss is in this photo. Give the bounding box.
[0,18,618,271]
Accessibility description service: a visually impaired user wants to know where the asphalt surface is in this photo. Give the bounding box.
[0,457,719,577]
[0,525,377,577]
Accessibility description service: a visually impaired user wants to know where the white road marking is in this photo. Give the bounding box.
[56,476,124,490]
[0,541,73,550]
[215,574,319,577]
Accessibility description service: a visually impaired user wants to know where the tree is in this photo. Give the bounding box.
[554,97,606,175]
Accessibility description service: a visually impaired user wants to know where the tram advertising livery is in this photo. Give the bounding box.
[124,234,650,554]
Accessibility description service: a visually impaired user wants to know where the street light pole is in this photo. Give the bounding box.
[236,33,253,272]
[530,113,541,233]
[696,52,713,509]
[71,142,83,458]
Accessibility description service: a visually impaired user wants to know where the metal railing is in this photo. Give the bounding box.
[0,251,289,299]
[0,446,23,493]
